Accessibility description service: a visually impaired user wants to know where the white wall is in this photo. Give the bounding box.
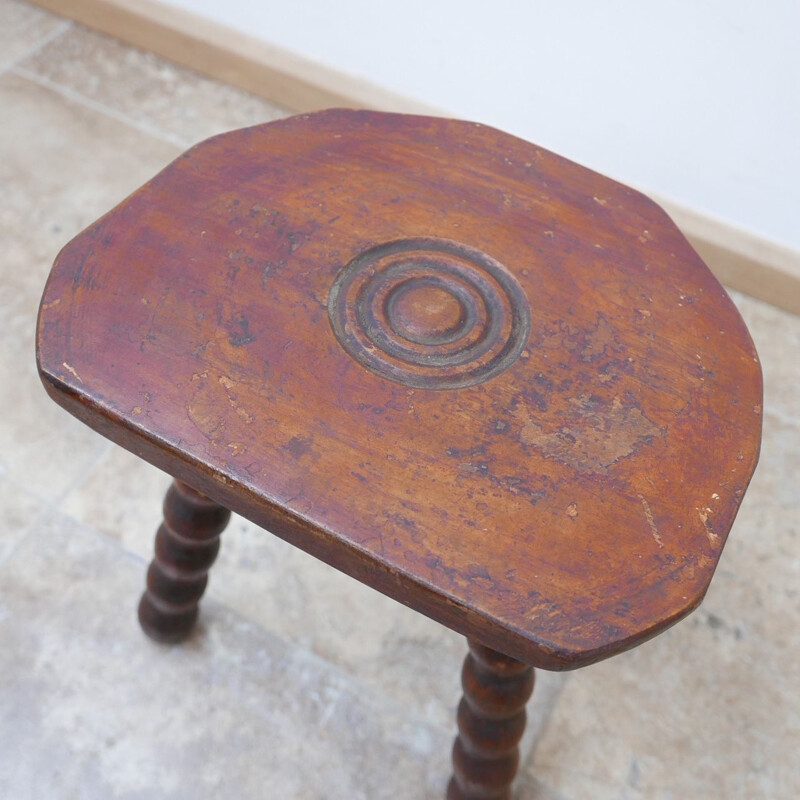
[170,0,800,251]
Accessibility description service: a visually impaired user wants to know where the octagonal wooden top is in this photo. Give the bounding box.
[36,110,762,669]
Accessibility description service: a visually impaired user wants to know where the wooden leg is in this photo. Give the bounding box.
[137,480,230,643]
[447,639,535,800]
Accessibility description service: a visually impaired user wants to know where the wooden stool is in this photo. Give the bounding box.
[36,110,762,798]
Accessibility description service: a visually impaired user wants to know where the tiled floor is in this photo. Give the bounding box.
[0,2,797,798]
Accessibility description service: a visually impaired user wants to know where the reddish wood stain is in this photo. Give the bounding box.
[37,110,762,669]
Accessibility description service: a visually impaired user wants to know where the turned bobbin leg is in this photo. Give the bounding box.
[137,480,231,643]
[447,639,535,800]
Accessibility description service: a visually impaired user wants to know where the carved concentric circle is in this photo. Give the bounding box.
[327,238,531,389]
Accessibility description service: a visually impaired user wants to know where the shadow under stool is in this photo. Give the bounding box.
[36,109,762,798]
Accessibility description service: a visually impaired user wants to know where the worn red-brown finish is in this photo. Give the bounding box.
[36,109,762,669]
[138,480,230,643]
[448,640,534,799]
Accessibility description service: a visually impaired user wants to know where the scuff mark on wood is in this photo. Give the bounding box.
[637,494,664,548]
[698,508,719,545]
[62,361,82,383]
[219,375,254,423]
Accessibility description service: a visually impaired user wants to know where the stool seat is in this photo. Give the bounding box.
[36,109,761,670]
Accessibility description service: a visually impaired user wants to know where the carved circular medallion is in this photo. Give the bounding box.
[327,238,531,389]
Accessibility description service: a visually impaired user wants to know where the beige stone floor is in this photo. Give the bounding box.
[0,2,797,798]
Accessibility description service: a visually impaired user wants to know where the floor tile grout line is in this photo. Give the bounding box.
[15,469,478,740]
[8,440,570,765]
[2,497,461,741]
[11,66,190,150]
[48,438,115,512]
[24,470,478,741]
[23,447,405,701]
[0,439,115,568]
[0,18,72,75]
[50,500,464,738]
[0,496,62,570]
[256,620,463,737]
[7,494,150,574]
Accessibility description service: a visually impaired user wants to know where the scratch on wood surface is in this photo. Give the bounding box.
[637,494,663,548]
[698,508,719,545]
[62,361,82,383]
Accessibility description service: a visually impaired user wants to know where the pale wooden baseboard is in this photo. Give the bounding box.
[28,0,440,114]
[30,0,800,315]
[657,199,800,317]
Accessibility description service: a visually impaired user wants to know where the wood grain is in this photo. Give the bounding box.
[36,109,762,669]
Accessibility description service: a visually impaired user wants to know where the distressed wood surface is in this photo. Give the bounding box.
[36,109,762,669]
